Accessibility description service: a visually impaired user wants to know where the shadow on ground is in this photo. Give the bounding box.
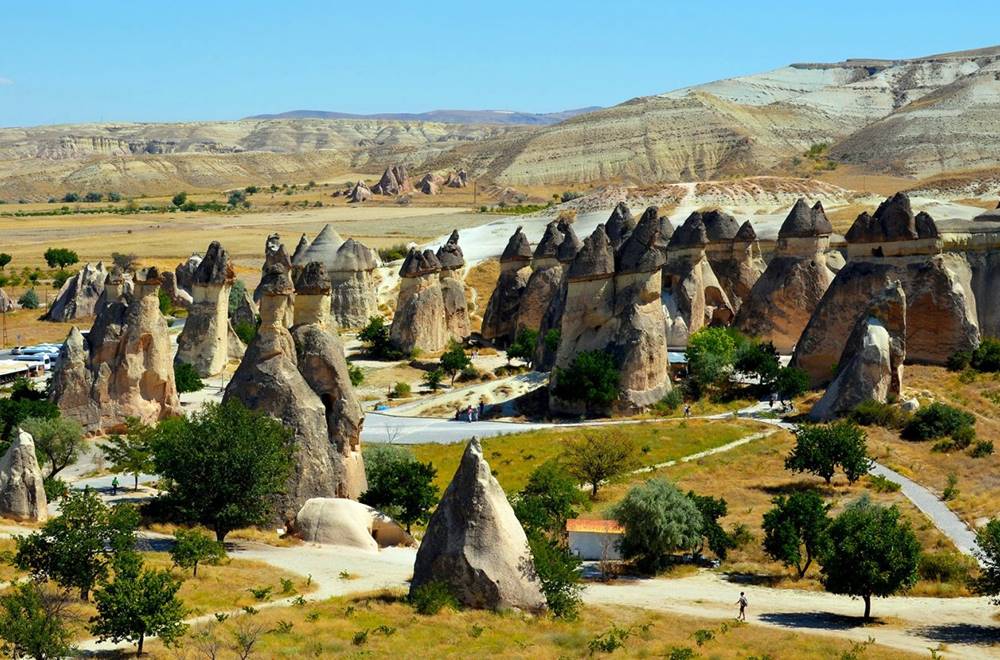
[759,611,876,631]
[722,571,783,587]
[911,623,1000,646]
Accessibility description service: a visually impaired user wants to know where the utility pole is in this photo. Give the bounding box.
[473,180,477,207]
[1,309,6,348]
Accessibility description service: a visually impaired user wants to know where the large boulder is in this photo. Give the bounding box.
[0,429,48,522]
[44,262,108,322]
[348,181,372,203]
[175,241,242,377]
[294,498,411,550]
[390,249,449,353]
[445,170,468,188]
[410,438,546,612]
[810,283,906,421]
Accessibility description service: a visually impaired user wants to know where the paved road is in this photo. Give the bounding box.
[362,412,556,444]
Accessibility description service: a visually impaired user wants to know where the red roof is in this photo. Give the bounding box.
[566,518,623,534]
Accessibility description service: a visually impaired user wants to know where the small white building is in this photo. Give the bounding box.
[567,518,623,560]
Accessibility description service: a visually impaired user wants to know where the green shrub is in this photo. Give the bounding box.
[17,289,39,309]
[850,400,908,429]
[527,533,582,619]
[950,425,976,450]
[173,362,204,394]
[552,350,620,414]
[391,382,411,398]
[171,192,188,207]
[947,350,972,371]
[902,403,975,441]
[43,477,69,501]
[348,363,364,387]
[943,473,959,501]
[654,389,684,415]
[157,288,172,316]
[867,474,901,493]
[233,320,257,345]
[410,581,457,615]
[377,244,410,262]
[918,551,975,584]
[972,338,1000,372]
[971,439,994,458]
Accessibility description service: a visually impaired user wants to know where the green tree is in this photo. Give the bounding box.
[360,456,438,533]
[150,400,294,541]
[358,315,393,358]
[0,582,75,660]
[902,402,975,441]
[157,288,172,316]
[819,498,919,620]
[511,461,587,537]
[17,289,39,310]
[687,491,734,560]
[775,366,809,400]
[101,418,155,491]
[62,192,79,203]
[84,191,103,203]
[544,328,561,354]
[0,380,58,442]
[685,327,738,394]
[14,490,139,600]
[173,361,204,394]
[348,363,364,387]
[439,342,471,386]
[422,368,444,391]
[974,519,1000,605]
[561,430,639,499]
[734,340,780,386]
[785,421,872,484]
[527,533,583,619]
[169,529,226,577]
[20,416,84,480]
[762,490,830,578]
[90,553,188,656]
[0,253,10,270]
[227,279,248,315]
[972,338,1000,372]
[227,190,247,208]
[507,328,538,368]
[171,192,188,207]
[552,350,620,415]
[42,248,78,269]
[611,478,702,572]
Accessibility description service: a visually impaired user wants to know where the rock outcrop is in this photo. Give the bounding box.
[253,233,294,326]
[296,226,379,328]
[481,227,533,345]
[437,230,471,341]
[0,428,48,522]
[517,221,566,334]
[174,254,202,292]
[0,288,18,313]
[175,241,243,377]
[390,249,449,353]
[160,271,193,310]
[294,498,411,551]
[793,193,980,385]
[418,173,444,195]
[735,199,836,352]
[445,170,468,188]
[410,438,546,612]
[225,244,365,521]
[605,202,636,250]
[703,215,764,313]
[348,180,372,203]
[661,211,735,345]
[43,262,108,321]
[230,287,258,328]
[810,282,906,421]
[534,220,583,368]
[372,165,410,195]
[51,268,181,434]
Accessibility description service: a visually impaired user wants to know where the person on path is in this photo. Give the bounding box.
[736,591,748,621]
[769,392,776,409]
[466,405,474,423]
[111,476,119,496]
[478,400,486,419]
[684,404,691,418]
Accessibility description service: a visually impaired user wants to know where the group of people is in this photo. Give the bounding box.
[455,400,486,423]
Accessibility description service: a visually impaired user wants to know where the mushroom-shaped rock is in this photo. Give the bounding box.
[410,438,546,612]
[668,212,709,249]
[48,327,97,429]
[567,225,615,281]
[500,227,533,263]
[618,209,667,274]
[328,239,380,329]
[0,429,48,522]
[556,220,583,263]
[532,222,564,262]
[702,210,741,243]
[437,232,470,341]
[810,282,906,421]
[294,498,412,550]
[436,230,466,271]
[391,249,449,352]
[778,199,833,239]
[604,202,635,249]
[176,241,241,377]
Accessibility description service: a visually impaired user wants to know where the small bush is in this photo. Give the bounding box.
[654,389,684,415]
[947,350,972,371]
[902,403,975,441]
[348,363,364,387]
[972,338,1000,372]
[456,365,479,382]
[867,474,901,493]
[17,289,39,309]
[174,362,204,393]
[410,581,457,615]
[43,476,69,501]
[233,320,257,345]
[377,243,410,262]
[391,382,411,398]
[918,551,975,584]
[951,425,976,450]
[943,473,959,501]
[850,400,908,429]
[970,439,994,458]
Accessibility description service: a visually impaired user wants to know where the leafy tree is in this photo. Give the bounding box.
[972,338,1000,372]
[358,315,394,358]
[973,519,1000,604]
[439,342,471,386]
[611,478,702,572]
[552,350,620,415]
[360,454,438,533]
[84,191,103,203]
[107,192,122,202]
[762,490,830,578]
[422,367,444,391]
[110,252,138,272]
[20,416,85,479]
[172,192,188,207]
[150,400,294,541]
[62,192,79,203]
[0,581,75,660]
[687,491,734,560]
[227,190,247,207]
[819,497,919,620]
[785,421,872,484]
[527,532,583,619]
[685,327,738,393]
[0,253,10,270]
[0,380,58,442]
[17,289,38,310]
[734,339,780,386]
[902,402,975,441]
[14,490,139,600]
[775,366,809,400]
[507,328,538,368]
[51,270,71,289]
[157,288,173,316]
[544,328,561,354]
[511,461,587,536]
[562,430,639,499]
[227,279,248,315]
[348,363,364,387]
[101,418,155,491]
[42,248,78,269]
[169,529,226,577]
[90,553,188,656]
[174,361,204,394]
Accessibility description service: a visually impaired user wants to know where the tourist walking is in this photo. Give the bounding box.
[683,403,691,418]
[736,591,748,621]
[111,476,119,496]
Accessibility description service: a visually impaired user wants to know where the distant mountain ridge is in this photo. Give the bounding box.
[246,107,602,125]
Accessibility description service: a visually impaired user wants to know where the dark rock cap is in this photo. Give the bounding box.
[778,198,833,239]
[295,261,332,294]
[618,207,666,273]
[915,211,939,239]
[556,220,582,262]
[135,266,162,285]
[259,243,295,295]
[399,248,442,277]
[533,222,564,260]
[845,193,939,243]
[291,234,310,266]
[667,212,709,249]
[604,202,636,248]
[701,209,741,242]
[332,238,378,272]
[567,225,615,281]
[436,230,466,270]
[734,220,757,242]
[105,267,128,286]
[500,227,533,262]
[192,241,235,286]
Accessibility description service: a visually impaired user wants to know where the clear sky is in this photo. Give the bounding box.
[2,0,999,127]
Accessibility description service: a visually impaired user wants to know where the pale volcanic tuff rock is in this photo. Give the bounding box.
[160,271,193,310]
[534,220,583,367]
[372,164,411,195]
[390,249,449,353]
[437,230,471,341]
[291,234,310,266]
[661,211,735,346]
[810,282,906,421]
[720,221,766,311]
[0,428,48,522]
[445,169,469,188]
[793,194,979,385]
[481,227,533,345]
[410,438,546,612]
[44,262,108,322]
[516,222,566,334]
[296,225,380,328]
[175,241,244,377]
[49,327,96,427]
[735,199,836,353]
[348,180,372,203]
[174,254,202,292]
[0,288,18,313]
[293,498,411,551]
[418,172,444,195]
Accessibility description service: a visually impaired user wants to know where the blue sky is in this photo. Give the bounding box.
[2,0,998,127]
